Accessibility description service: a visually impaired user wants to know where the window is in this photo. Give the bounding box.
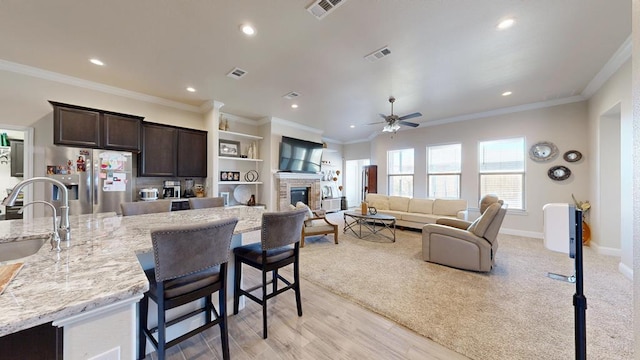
[478,138,525,210]
[427,143,461,198]
[387,149,414,197]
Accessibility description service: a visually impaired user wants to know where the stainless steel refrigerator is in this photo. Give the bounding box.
[45,147,133,215]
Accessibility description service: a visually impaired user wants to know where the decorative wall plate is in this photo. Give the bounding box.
[233,185,252,204]
[563,150,582,162]
[548,165,571,181]
[529,141,558,162]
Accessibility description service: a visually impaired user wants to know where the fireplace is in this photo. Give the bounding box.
[290,187,309,205]
[275,172,323,211]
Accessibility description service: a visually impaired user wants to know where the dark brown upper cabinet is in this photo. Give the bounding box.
[139,122,207,177]
[139,123,178,177]
[103,113,142,151]
[177,128,207,177]
[49,101,143,151]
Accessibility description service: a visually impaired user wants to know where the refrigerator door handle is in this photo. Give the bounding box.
[94,161,99,206]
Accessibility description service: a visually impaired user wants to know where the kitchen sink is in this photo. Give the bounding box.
[0,237,48,262]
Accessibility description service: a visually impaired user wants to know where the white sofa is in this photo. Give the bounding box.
[365,194,468,230]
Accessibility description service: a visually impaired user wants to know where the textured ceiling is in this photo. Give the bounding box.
[0,0,631,142]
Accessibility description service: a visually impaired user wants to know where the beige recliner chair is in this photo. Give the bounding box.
[422,195,507,272]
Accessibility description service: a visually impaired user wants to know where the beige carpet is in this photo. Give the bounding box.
[298,215,633,360]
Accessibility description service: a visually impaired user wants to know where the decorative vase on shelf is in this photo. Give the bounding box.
[247,143,254,159]
[582,221,591,246]
[218,115,226,130]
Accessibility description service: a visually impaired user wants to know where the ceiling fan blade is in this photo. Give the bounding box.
[379,113,388,119]
[398,112,422,121]
[398,120,419,128]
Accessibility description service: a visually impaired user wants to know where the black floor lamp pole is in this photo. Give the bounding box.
[574,210,587,360]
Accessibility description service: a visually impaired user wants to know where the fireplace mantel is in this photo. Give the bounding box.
[274,172,322,210]
[274,172,323,180]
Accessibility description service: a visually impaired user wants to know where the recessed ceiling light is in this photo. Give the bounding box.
[89,58,104,66]
[497,18,515,30]
[350,125,355,128]
[241,24,255,36]
[291,104,298,109]
[186,87,196,93]
[502,91,512,96]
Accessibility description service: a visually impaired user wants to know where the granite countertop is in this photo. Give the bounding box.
[0,206,264,336]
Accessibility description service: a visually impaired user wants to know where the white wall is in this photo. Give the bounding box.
[587,60,632,264]
[0,70,204,129]
[631,0,639,355]
[365,101,590,236]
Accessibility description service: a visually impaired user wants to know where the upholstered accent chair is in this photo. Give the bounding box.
[291,202,338,247]
[233,209,307,339]
[120,200,172,216]
[138,217,238,360]
[422,195,507,272]
[188,197,225,209]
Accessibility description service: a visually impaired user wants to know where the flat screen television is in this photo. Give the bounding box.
[278,136,323,173]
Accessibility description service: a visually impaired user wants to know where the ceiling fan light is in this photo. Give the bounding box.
[382,123,401,132]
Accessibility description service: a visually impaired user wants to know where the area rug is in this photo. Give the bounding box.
[298,216,633,360]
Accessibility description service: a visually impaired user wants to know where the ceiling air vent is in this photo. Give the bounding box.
[226,67,248,79]
[306,0,346,20]
[364,46,391,62]
[283,91,300,100]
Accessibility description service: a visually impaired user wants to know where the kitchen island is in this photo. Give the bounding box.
[0,205,264,359]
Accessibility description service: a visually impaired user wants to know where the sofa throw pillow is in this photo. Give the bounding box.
[366,194,389,210]
[389,196,410,212]
[433,199,467,216]
[295,201,314,219]
[467,202,501,237]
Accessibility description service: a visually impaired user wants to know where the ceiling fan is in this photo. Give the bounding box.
[370,97,422,133]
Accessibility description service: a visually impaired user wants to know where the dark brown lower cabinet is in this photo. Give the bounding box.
[0,322,63,360]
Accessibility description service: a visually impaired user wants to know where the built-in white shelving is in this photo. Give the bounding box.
[218,130,263,140]
[217,129,263,206]
[218,156,263,162]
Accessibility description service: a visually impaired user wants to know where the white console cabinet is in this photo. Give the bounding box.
[321,198,341,213]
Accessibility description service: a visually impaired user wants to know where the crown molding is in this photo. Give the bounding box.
[199,100,224,112]
[0,59,202,113]
[259,116,324,135]
[581,34,632,98]
[421,95,586,128]
[220,112,260,126]
[339,95,588,145]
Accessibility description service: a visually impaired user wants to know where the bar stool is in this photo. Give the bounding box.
[233,209,307,339]
[121,200,172,216]
[138,217,238,360]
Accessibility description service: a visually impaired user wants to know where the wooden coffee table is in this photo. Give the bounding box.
[343,211,396,242]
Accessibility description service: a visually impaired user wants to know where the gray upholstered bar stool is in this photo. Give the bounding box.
[138,218,238,360]
[120,200,172,216]
[188,197,225,209]
[233,208,307,339]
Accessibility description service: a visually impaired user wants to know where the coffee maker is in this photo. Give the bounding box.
[162,180,181,199]
[183,178,196,198]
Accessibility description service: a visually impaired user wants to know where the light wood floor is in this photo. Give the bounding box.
[142,265,469,360]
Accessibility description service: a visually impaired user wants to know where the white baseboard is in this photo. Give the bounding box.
[588,242,621,257]
[618,262,633,281]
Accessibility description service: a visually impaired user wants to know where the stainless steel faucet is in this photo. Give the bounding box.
[3,177,70,242]
[18,201,61,252]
